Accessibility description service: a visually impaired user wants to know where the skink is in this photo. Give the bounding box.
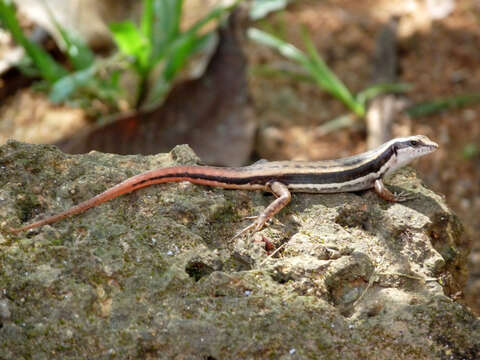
[9,135,438,235]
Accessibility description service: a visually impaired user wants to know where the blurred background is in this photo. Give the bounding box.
[0,0,479,314]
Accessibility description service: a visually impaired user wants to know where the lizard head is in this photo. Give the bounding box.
[385,135,438,175]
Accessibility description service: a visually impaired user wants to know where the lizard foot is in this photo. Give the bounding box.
[393,190,417,202]
[230,217,264,241]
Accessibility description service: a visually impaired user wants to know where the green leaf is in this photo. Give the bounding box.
[151,0,183,58]
[54,23,94,70]
[49,65,96,103]
[187,4,230,35]
[96,70,121,101]
[145,32,204,105]
[250,0,289,20]
[109,21,151,72]
[151,2,232,71]
[249,27,364,117]
[163,32,207,81]
[406,93,480,117]
[110,0,237,107]
[152,1,231,67]
[0,0,67,83]
[356,83,412,106]
[302,29,364,116]
[141,0,154,42]
[248,28,308,64]
[315,113,357,136]
[41,2,94,70]
[16,56,41,77]
[145,77,170,106]
[462,143,479,160]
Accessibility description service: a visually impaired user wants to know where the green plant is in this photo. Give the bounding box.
[406,93,480,117]
[248,27,410,118]
[0,0,239,112]
[0,0,121,109]
[249,0,290,20]
[462,143,479,160]
[110,0,239,107]
[0,0,67,83]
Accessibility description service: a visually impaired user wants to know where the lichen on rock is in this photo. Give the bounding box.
[0,141,478,359]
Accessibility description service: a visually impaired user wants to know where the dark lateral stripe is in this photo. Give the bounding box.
[268,145,394,185]
[134,146,395,187]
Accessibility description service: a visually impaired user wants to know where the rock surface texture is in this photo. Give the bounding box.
[0,141,478,359]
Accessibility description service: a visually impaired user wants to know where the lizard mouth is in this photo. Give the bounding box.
[417,135,439,152]
[425,143,438,154]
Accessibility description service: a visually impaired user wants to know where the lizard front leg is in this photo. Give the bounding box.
[374,178,414,202]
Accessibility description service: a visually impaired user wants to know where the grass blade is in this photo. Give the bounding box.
[249,27,364,116]
[356,83,412,106]
[152,0,183,56]
[109,21,151,72]
[301,29,364,116]
[56,27,95,70]
[141,0,154,43]
[164,32,212,82]
[250,0,289,20]
[49,65,96,102]
[248,28,308,64]
[168,0,183,40]
[152,2,232,67]
[0,0,67,83]
[406,94,480,117]
[42,2,94,71]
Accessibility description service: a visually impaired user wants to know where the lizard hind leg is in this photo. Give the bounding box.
[231,181,291,240]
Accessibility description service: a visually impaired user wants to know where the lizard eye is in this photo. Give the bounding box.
[410,140,419,146]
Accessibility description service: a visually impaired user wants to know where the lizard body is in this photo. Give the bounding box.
[9,135,438,235]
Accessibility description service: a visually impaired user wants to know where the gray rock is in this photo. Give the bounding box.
[0,141,478,359]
